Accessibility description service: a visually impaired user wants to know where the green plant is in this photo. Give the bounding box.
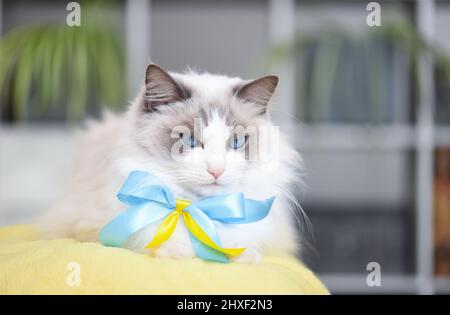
[0,2,125,123]
[270,21,450,123]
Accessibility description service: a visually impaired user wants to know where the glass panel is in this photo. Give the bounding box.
[435,68,450,125]
[298,149,415,275]
[293,0,413,125]
[435,1,450,125]
[304,207,415,274]
[297,39,409,124]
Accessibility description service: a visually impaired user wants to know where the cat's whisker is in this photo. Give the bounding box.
[275,183,313,241]
[168,174,208,183]
[162,172,210,184]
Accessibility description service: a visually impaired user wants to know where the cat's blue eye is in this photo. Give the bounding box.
[229,135,247,150]
[180,133,199,148]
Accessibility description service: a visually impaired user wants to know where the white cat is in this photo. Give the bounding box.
[39,64,304,263]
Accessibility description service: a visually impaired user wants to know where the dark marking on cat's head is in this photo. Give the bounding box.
[234,75,279,114]
[143,64,191,111]
[134,67,276,161]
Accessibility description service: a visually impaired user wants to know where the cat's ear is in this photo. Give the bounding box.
[143,64,190,111]
[234,75,278,114]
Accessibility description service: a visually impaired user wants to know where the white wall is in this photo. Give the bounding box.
[0,127,76,225]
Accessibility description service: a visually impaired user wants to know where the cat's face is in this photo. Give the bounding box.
[132,64,278,197]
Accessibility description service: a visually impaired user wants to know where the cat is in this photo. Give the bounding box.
[38,64,305,263]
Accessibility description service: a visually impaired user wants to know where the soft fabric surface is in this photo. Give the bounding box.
[0,225,328,294]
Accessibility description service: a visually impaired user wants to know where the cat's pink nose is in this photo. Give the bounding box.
[208,168,224,179]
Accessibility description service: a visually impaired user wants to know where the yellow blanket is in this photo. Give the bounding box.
[0,225,329,294]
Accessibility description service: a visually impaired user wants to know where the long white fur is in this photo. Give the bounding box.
[39,69,304,264]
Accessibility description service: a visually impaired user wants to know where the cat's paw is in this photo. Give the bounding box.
[154,241,195,260]
[231,247,262,264]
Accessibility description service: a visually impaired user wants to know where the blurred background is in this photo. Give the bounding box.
[0,0,449,294]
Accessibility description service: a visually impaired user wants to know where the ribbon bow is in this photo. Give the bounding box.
[99,171,274,263]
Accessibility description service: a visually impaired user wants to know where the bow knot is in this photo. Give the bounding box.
[99,171,274,263]
[175,198,190,213]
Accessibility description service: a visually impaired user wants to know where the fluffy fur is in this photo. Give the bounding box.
[39,64,304,263]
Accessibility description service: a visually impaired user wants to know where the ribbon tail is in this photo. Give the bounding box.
[182,211,245,258]
[188,235,229,263]
[99,203,171,247]
[146,211,180,248]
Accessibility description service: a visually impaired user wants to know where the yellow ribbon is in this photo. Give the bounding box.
[145,198,245,257]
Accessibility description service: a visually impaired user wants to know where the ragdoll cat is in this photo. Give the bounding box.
[39,64,304,263]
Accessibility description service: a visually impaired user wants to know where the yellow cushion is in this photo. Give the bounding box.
[0,225,329,294]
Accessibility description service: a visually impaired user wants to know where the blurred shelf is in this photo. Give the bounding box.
[319,274,450,294]
[434,277,450,294]
[282,124,450,151]
[318,274,417,294]
[435,127,450,146]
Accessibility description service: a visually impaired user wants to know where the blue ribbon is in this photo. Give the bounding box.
[99,171,274,262]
